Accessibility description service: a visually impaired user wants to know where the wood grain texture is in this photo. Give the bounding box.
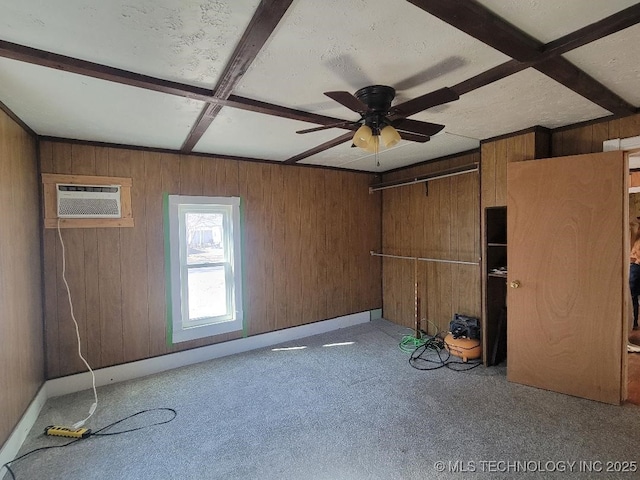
[0,110,43,447]
[381,152,481,334]
[41,142,381,377]
[507,152,626,404]
[551,113,640,157]
[479,130,542,364]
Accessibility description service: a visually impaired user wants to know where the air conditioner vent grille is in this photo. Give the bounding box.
[56,184,122,219]
[59,198,120,217]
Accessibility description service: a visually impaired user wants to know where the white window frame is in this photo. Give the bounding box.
[168,195,243,343]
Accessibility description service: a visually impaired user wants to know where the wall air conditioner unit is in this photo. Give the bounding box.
[56,184,122,218]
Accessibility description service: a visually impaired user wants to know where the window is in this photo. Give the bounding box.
[168,195,243,343]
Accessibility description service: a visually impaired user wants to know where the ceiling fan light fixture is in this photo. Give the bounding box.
[363,134,379,153]
[353,124,373,149]
[380,125,401,148]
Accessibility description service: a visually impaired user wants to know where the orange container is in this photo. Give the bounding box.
[444,333,482,362]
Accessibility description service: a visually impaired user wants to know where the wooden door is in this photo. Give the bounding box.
[507,151,628,405]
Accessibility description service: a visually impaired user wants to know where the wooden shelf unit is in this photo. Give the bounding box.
[484,206,507,366]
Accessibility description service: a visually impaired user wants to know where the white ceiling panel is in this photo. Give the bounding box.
[411,68,611,141]
[564,24,640,106]
[193,107,344,161]
[0,0,259,88]
[301,132,480,172]
[235,0,510,118]
[0,58,204,149]
[0,1,637,172]
[476,0,639,44]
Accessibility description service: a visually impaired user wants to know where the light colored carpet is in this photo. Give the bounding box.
[7,319,640,479]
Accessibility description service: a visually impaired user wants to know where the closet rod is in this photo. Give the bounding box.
[368,164,478,193]
[370,251,479,266]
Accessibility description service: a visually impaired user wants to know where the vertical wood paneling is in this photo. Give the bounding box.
[381,152,481,332]
[550,113,640,158]
[0,110,43,447]
[158,155,181,354]
[239,162,268,334]
[619,114,640,139]
[53,144,87,375]
[260,164,277,331]
[494,139,508,206]
[71,145,102,369]
[325,170,346,319]
[480,130,546,364]
[121,152,150,361]
[41,143,381,376]
[271,166,288,330]
[284,168,303,327]
[96,148,124,367]
[40,142,60,378]
[481,143,496,208]
[591,122,609,153]
[299,167,316,322]
[145,152,168,357]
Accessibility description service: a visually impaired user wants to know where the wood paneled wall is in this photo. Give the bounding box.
[552,113,640,157]
[40,141,382,378]
[480,129,550,209]
[0,111,43,446]
[479,129,550,362]
[381,153,481,334]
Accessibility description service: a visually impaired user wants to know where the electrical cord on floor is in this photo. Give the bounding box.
[399,333,428,353]
[409,332,482,372]
[1,407,177,480]
[57,218,98,429]
[398,319,439,353]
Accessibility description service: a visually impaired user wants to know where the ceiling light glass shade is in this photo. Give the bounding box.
[380,125,401,147]
[353,124,373,149]
[364,135,379,153]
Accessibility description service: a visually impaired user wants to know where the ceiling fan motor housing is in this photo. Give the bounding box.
[355,85,396,131]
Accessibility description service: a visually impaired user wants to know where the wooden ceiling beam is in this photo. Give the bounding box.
[0,39,219,102]
[542,3,640,58]
[406,0,541,62]
[0,38,358,130]
[408,0,637,115]
[536,56,635,116]
[181,0,294,152]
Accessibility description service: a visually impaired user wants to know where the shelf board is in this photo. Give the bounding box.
[488,273,508,279]
[487,242,507,247]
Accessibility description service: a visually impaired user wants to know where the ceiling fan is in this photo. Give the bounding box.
[296,85,460,152]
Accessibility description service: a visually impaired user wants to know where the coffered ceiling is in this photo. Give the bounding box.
[0,0,638,172]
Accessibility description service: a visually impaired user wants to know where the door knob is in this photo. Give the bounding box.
[510,280,521,289]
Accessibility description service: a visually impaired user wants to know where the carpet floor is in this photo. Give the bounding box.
[6,319,640,480]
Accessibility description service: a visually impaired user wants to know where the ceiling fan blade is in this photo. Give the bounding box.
[390,87,459,118]
[392,118,445,137]
[324,91,369,115]
[296,121,357,134]
[284,132,354,164]
[397,131,431,143]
